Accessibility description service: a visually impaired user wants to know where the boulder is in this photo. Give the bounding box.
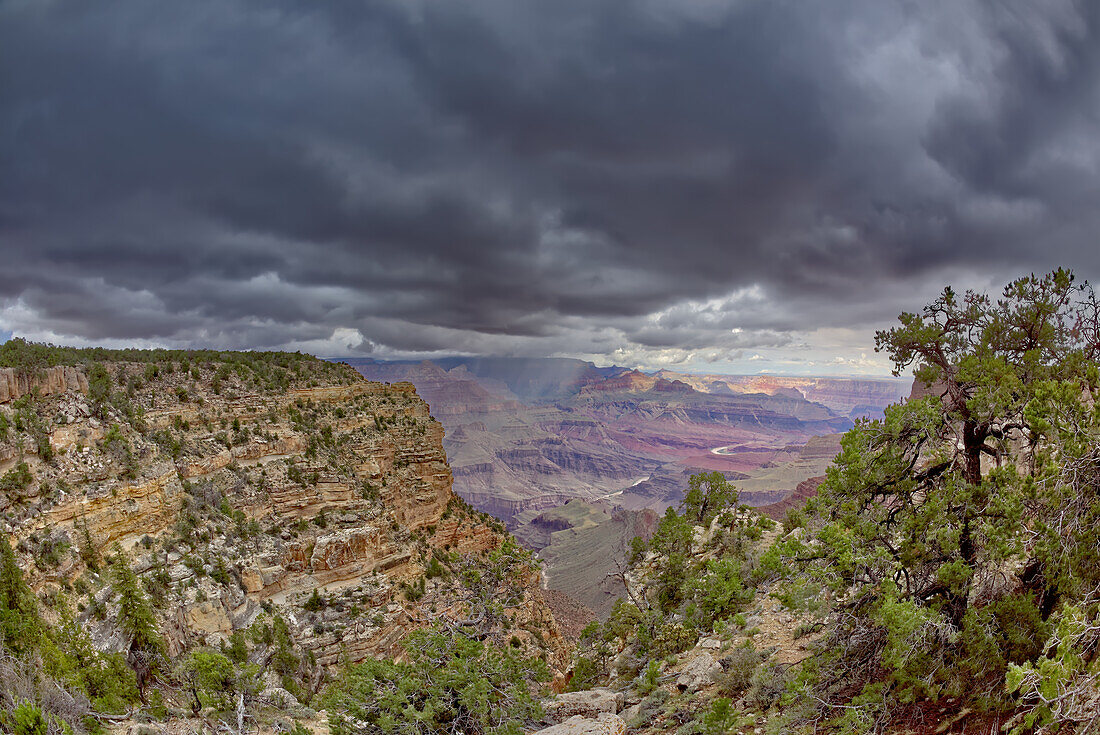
[185,600,232,634]
[530,713,626,735]
[241,566,264,593]
[262,687,301,709]
[543,688,623,722]
[676,653,722,693]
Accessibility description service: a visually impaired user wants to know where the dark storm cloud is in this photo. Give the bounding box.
[1,0,1098,366]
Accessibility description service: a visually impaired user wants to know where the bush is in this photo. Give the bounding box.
[324,626,548,735]
[0,463,33,494]
[303,589,325,612]
[635,659,660,695]
[49,605,139,713]
[87,363,112,417]
[8,701,48,735]
[716,646,765,696]
[0,541,42,657]
[180,650,236,712]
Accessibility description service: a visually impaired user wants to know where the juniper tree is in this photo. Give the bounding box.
[783,269,1100,721]
[681,470,738,527]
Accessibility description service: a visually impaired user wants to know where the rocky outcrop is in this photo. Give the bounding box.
[531,714,627,735]
[675,653,723,692]
[35,464,183,550]
[0,366,88,403]
[657,371,912,419]
[2,355,564,677]
[757,476,826,521]
[578,370,691,395]
[543,689,624,722]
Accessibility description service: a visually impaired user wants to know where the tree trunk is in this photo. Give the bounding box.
[962,418,983,486]
[948,418,985,628]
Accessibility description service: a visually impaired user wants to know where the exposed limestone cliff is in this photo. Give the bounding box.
[0,351,566,705]
[0,365,88,404]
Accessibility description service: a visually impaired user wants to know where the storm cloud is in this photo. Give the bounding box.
[2,0,1098,373]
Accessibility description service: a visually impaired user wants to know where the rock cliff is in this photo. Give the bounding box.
[655,370,912,419]
[0,351,566,702]
[0,365,88,403]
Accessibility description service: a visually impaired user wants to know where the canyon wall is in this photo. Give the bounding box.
[0,365,88,404]
[0,354,566,682]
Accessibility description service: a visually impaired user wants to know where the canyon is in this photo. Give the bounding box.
[344,357,909,521]
[0,351,567,708]
[344,357,908,623]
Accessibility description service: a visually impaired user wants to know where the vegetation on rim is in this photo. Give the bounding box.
[565,269,1100,734]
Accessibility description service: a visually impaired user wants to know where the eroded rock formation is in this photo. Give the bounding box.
[0,354,566,689]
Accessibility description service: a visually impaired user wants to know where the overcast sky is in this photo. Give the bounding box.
[2,0,1098,375]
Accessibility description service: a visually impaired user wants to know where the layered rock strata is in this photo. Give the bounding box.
[0,355,565,681]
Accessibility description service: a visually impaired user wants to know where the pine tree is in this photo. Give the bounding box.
[681,470,739,526]
[0,535,41,657]
[110,548,166,696]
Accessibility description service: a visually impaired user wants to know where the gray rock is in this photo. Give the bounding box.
[676,653,723,693]
[262,687,301,709]
[543,688,624,722]
[530,713,626,735]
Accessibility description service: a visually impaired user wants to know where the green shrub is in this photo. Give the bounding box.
[87,363,112,417]
[324,626,548,735]
[49,605,139,713]
[8,701,48,735]
[0,539,42,657]
[0,463,33,494]
[716,645,765,696]
[180,650,236,711]
[693,698,753,735]
[303,589,325,612]
[636,659,661,695]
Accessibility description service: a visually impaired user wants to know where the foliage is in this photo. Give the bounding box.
[74,523,99,572]
[0,463,33,495]
[7,701,49,735]
[1005,600,1100,734]
[691,697,755,735]
[110,550,167,692]
[0,538,41,657]
[10,398,53,462]
[571,472,765,687]
[87,363,112,418]
[767,269,1100,726]
[681,471,738,526]
[48,603,139,713]
[303,589,326,612]
[178,650,256,713]
[324,625,548,735]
